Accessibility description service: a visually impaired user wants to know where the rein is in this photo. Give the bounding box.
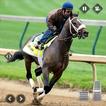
[57,17,78,41]
[58,36,72,41]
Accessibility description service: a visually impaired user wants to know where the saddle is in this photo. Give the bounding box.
[33,33,57,50]
[23,34,57,56]
[23,34,57,67]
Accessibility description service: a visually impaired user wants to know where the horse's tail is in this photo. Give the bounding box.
[6,51,24,63]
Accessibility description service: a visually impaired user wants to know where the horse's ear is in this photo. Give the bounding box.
[73,13,79,17]
[73,11,79,17]
[70,16,73,19]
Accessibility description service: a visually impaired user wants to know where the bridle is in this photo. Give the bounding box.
[69,17,86,36]
[58,17,86,41]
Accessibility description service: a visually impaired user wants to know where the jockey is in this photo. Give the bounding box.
[35,1,77,49]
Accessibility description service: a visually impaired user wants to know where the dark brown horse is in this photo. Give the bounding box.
[6,17,88,103]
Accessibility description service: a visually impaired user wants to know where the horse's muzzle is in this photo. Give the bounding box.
[83,31,89,37]
[78,30,89,39]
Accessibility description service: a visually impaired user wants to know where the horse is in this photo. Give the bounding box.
[6,16,88,104]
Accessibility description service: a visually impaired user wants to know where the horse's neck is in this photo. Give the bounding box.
[59,24,69,39]
[58,23,72,52]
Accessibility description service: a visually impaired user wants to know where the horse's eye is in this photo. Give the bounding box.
[73,22,77,25]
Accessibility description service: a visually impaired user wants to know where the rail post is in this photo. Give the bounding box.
[19,22,30,49]
[92,26,103,55]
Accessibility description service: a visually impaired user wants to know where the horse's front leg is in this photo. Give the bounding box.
[46,71,63,94]
[43,67,50,93]
[36,66,49,100]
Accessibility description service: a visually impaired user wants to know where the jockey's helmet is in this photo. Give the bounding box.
[62,2,73,10]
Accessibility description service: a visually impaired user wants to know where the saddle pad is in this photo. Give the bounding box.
[23,42,43,67]
[23,36,57,67]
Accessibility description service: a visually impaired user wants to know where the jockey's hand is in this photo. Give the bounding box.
[49,26,57,32]
[53,26,57,31]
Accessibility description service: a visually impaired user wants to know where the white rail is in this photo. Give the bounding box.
[0,15,106,26]
[0,48,106,82]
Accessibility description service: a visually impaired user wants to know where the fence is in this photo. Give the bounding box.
[0,48,106,82]
[0,15,106,81]
[0,15,106,26]
[0,15,106,53]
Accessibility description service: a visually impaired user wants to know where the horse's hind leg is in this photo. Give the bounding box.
[25,59,41,104]
[25,59,36,91]
[34,66,44,88]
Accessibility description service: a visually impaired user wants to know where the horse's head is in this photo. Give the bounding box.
[69,17,89,39]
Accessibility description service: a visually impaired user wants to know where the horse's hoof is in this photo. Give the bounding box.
[31,98,41,105]
[33,87,38,92]
[4,52,13,62]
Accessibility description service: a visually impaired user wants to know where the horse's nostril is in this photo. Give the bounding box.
[84,32,88,37]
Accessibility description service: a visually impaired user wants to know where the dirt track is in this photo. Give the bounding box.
[0,79,106,106]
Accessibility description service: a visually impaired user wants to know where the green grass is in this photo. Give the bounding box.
[0,0,106,91]
[0,56,36,80]
[0,0,106,19]
[61,62,106,91]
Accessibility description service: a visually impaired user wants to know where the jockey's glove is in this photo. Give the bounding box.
[49,26,57,32]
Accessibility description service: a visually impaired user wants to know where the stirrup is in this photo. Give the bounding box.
[34,41,40,49]
[39,44,44,50]
[35,44,44,50]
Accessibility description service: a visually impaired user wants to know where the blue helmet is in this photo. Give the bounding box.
[62,2,73,10]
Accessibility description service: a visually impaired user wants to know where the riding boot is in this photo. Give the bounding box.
[35,29,54,50]
[39,43,44,50]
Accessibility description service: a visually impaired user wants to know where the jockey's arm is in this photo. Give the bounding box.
[47,13,57,32]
